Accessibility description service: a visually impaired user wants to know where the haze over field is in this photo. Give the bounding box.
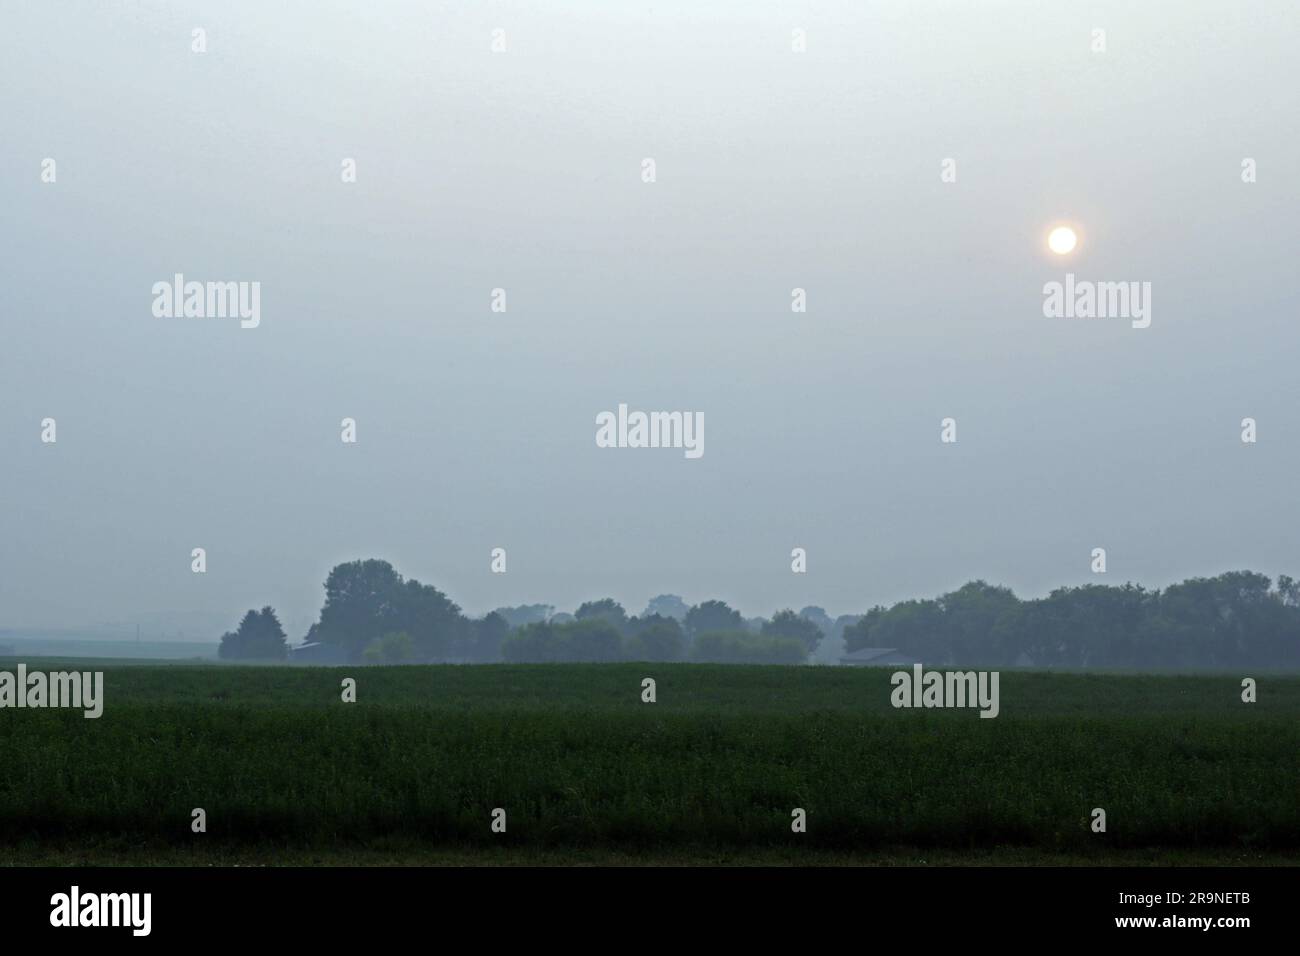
[2,1,1298,638]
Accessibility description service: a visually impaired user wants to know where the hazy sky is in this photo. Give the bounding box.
[3,2,1298,639]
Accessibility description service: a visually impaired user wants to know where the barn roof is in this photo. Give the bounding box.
[840,647,905,662]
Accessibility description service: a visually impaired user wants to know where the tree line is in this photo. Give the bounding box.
[219,560,1300,669]
[845,572,1300,669]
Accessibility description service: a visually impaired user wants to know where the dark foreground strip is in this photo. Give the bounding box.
[0,864,1285,941]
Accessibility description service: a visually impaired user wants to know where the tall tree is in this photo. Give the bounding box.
[643,594,690,621]
[763,609,824,653]
[219,606,289,660]
[492,604,554,629]
[684,600,744,639]
[310,559,464,662]
[575,598,629,633]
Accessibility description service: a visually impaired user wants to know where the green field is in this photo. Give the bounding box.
[1,663,1297,865]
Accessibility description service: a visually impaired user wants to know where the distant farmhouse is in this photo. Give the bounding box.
[839,647,1036,667]
[838,647,920,667]
[290,641,349,665]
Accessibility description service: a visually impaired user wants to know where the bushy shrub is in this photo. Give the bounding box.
[362,631,415,664]
[624,616,686,661]
[501,619,624,663]
[690,630,807,665]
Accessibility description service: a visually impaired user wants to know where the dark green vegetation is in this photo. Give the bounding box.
[220,559,1300,670]
[2,664,1297,865]
[217,607,288,661]
[847,571,1300,669]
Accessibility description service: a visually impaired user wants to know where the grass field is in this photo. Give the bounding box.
[1,662,1297,865]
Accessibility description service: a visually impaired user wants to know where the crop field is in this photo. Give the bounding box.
[1,663,1298,865]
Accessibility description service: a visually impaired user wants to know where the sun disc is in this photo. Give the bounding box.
[1048,226,1078,255]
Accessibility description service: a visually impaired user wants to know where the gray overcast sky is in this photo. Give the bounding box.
[2,1,1298,639]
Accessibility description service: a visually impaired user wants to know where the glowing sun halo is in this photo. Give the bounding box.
[1048,226,1078,255]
